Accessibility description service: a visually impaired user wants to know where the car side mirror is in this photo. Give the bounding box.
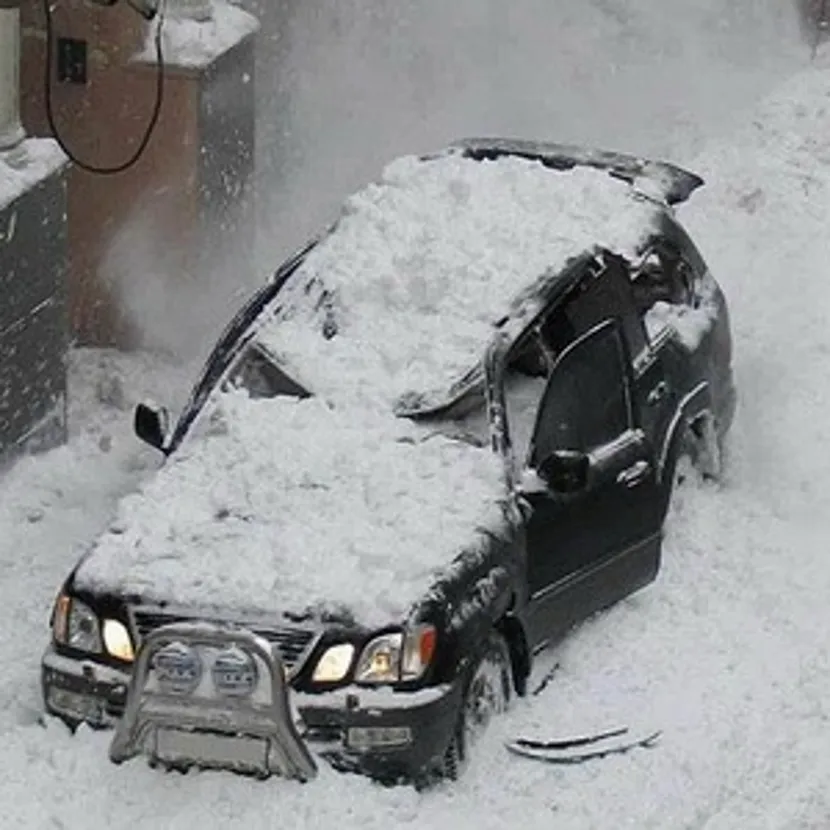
[537,449,590,494]
[134,402,169,452]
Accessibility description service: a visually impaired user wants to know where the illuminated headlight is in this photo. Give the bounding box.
[102,619,135,662]
[355,626,437,685]
[211,646,259,698]
[53,595,102,654]
[312,643,355,683]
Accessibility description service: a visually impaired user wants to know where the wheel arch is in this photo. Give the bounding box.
[657,380,711,486]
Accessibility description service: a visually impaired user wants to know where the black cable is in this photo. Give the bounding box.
[41,0,166,175]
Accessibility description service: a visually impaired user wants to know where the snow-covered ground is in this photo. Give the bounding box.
[6,24,830,830]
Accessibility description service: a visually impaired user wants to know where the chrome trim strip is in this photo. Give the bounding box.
[530,530,661,604]
[657,380,709,483]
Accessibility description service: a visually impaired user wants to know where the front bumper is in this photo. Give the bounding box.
[42,645,130,728]
[295,681,462,781]
[42,638,462,783]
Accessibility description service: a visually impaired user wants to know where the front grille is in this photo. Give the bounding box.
[130,608,317,671]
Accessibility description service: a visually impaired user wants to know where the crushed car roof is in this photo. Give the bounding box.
[252,149,665,411]
[452,137,705,206]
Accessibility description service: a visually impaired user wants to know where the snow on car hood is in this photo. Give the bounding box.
[256,152,660,409]
[74,393,507,627]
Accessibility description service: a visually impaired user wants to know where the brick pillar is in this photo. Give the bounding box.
[19,0,259,348]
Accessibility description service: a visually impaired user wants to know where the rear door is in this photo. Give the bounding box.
[520,319,663,647]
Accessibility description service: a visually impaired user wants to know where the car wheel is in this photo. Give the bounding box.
[441,630,513,781]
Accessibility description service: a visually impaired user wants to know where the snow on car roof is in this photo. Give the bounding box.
[256,151,661,409]
[74,393,506,627]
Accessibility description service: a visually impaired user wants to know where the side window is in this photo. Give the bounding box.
[530,320,631,466]
[551,254,647,360]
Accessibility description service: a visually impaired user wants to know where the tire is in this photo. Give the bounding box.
[439,630,513,782]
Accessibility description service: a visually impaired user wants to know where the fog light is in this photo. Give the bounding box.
[346,726,412,751]
[153,642,202,696]
[47,687,104,723]
[211,646,258,698]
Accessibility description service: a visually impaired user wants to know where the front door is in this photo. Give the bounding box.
[519,319,663,647]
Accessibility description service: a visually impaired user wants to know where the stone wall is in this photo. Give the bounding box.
[0,142,69,466]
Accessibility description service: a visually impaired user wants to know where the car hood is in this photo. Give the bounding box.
[74,393,507,628]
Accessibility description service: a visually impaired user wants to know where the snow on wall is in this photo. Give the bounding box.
[137,0,259,70]
[0,138,65,213]
[258,152,661,409]
[75,392,506,627]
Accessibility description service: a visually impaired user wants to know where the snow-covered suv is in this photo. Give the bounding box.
[41,139,736,784]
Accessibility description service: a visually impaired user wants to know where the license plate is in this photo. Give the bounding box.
[154,728,269,773]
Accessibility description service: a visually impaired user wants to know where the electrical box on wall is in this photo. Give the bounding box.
[57,38,87,85]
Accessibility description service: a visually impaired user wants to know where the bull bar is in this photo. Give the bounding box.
[109,621,317,781]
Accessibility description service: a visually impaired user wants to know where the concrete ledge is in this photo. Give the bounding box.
[0,137,65,212]
[133,0,259,73]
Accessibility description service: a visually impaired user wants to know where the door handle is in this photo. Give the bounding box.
[647,380,669,406]
[617,460,651,488]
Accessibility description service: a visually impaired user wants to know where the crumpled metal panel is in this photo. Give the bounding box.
[449,137,704,206]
